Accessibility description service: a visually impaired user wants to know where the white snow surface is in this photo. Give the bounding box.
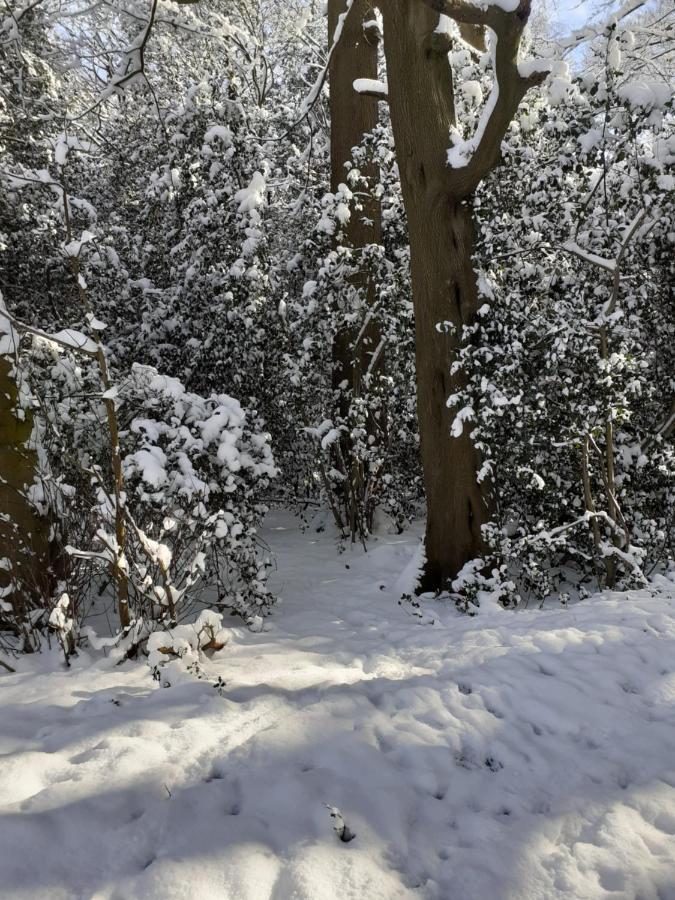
[353,78,388,97]
[0,292,18,356]
[49,328,99,355]
[2,510,675,899]
[235,172,266,214]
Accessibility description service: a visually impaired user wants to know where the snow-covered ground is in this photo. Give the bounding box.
[2,510,675,900]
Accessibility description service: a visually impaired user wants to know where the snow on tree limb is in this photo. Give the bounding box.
[353,77,388,98]
[0,308,99,357]
[415,0,521,25]
[562,210,655,309]
[562,242,617,272]
[0,292,19,358]
[287,0,356,130]
[422,0,547,195]
[557,0,647,51]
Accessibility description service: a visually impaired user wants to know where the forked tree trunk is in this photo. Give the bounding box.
[380,2,487,589]
[379,0,543,590]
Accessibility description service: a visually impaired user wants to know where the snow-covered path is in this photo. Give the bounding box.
[2,510,675,900]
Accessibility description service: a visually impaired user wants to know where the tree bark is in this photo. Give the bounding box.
[379,0,542,590]
[379,2,488,589]
[0,354,50,632]
[329,0,382,400]
[328,0,384,534]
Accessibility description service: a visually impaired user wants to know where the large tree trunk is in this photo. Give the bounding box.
[328,0,384,535]
[381,1,489,590]
[409,200,489,590]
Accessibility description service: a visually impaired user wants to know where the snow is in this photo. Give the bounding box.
[203,124,233,146]
[462,0,519,9]
[461,80,484,105]
[608,38,622,71]
[578,128,603,154]
[86,313,108,332]
[126,445,168,489]
[558,0,647,50]
[2,510,674,899]
[64,230,96,258]
[50,329,99,355]
[235,172,266,213]
[48,593,74,637]
[320,427,341,450]
[435,14,453,35]
[353,78,388,97]
[54,134,92,167]
[562,241,616,273]
[447,29,499,169]
[617,81,673,111]
[329,204,347,231]
[451,404,476,437]
[548,76,574,106]
[0,292,18,356]
[518,58,553,79]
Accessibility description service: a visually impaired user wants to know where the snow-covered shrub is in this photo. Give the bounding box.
[15,332,277,646]
[48,591,76,660]
[0,0,312,654]
[147,609,230,687]
[2,0,421,558]
[120,362,278,622]
[283,125,422,538]
[449,30,674,606]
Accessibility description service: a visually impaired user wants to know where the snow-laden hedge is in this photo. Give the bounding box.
[3,336,278,654]
[446,39,674,606]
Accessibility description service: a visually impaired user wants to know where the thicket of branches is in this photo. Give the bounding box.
[0,0,672,667]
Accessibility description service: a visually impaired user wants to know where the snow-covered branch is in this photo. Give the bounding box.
[435,0,547,194]
[353,77,388,99]
[557,0,646,51]
[0,308,99,358]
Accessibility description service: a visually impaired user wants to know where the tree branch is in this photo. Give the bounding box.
[420,0,546,195]
[557,0,646,52]
[353,77,389,99]
[0,308,99,358]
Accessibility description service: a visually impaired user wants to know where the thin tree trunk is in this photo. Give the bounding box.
[329,0,382,401]
[581,435,604,585]
[66,247,131,631]
[60,174,131,632]
[328,0,384,533]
